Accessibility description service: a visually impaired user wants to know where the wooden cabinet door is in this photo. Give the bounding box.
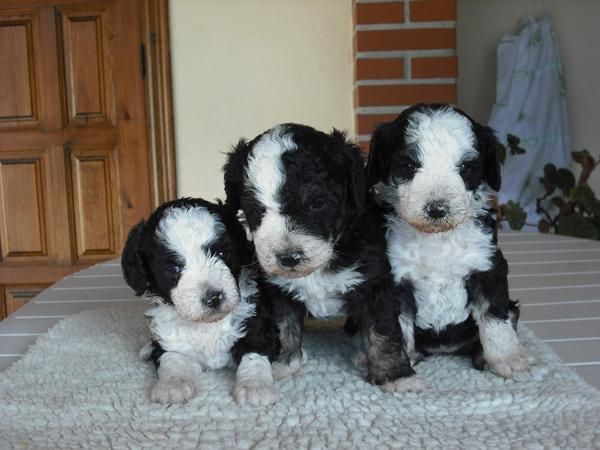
[2,285,47,316]
[0,0,153,317]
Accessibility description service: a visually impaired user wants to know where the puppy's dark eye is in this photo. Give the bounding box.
[166,265,181,275]
[459,161,476,172]
[398,161,417,172]
[309,198,326,211]
[214,250,233,259]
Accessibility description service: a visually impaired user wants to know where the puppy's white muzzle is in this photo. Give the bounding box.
[253,212,333,278]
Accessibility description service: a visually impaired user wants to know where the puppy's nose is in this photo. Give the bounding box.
[204,290,224,309]
[425,200,449,219]
[277,250,305,268]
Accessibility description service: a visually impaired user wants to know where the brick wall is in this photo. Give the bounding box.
[353,0,457,152]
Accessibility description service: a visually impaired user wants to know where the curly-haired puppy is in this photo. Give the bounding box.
[122,198,281,406]
[366,104,536,379]
[223,123,421,392]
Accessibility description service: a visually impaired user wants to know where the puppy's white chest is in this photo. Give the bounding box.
[387,219,494,331]
[271,265,363,318]
[148,301,255,369]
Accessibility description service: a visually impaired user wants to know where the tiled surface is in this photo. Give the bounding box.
[1,234,599,389]
[500,232,600,388]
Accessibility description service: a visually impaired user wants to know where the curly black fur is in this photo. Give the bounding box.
[223,123,414,385]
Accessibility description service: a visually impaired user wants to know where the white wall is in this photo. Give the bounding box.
[457,0,600,194]
[169,0,354,201]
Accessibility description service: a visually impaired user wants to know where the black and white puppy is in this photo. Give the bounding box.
[366,103,536,379]
[121,198,281,406]
[223,123,421,392]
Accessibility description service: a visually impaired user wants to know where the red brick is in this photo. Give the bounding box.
[356,83,457,106]
[409,0,456,22]
[356,28,456,52]
[356,114,398,135]
[411,56,457,78]
[356,58,404,80]
[358,140,371,156]
[355,2,404,25]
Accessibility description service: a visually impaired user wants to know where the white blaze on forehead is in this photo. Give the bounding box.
[406,107,477,167]
[245,125,297,212]
[244,125,333,276]
[386,107,486,232]
[156,206,240,322]
[156,206,223,254]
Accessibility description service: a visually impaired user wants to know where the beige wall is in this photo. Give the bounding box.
[169,0,354,201]
[457,0,600,193]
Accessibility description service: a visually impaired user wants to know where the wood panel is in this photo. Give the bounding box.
[0,263,89,285]
[58,7,114,126]
[0,289,5,320]
[67,146,120,262]
[0,150,49,260]
[0,11,39,128]
[4,285,45,317]
[111,0,153,237]
[142,0,177,206]
[0,0,173,305]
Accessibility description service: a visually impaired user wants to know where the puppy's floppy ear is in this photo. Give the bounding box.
[223,139,251,211]
[121,220,149,296]
[219,202,254,266]
[366,121,392,186]
[331,129,366,213]
[475,124,502,191]
[366,106,419,186]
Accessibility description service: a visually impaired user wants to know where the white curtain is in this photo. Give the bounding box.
[489,15,571,226]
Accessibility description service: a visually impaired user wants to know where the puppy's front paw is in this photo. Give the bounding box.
[352,350,368,368]
[234,353,278,406]
[409,351,425,367]
[488,345,536,378]
[233,379,278,406]
[380,375,430,393]
[139,341,154,361]
[272,351,306,379]
[151,377,196,404]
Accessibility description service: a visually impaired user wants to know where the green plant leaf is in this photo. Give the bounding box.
[571,184,600,215]
[540,163,558,195]
[502,200,527,230]
[556,213,599,239]
[538,219,552,233]
[507,134,526,155]
[551,196,564,208]
[544,163,557,175]
[556,168,576,197]
[572,149,595,166]
[592,216,600,240]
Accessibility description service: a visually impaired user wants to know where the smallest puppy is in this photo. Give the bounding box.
[122,198,280,406]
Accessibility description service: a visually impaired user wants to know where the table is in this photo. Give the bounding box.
[1,232,599,389]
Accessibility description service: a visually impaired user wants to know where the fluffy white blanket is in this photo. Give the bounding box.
[1,305,599,449]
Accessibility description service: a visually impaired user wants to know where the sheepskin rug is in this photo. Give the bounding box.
[1,304,599,449]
